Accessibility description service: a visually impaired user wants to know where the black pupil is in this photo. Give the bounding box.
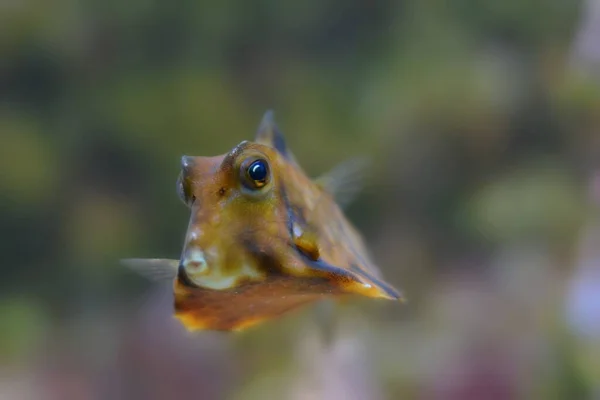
[248,160,268,182]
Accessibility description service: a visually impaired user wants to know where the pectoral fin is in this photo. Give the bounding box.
[292,222,321,261]
[315,157,370,209]
[121,258,179,281]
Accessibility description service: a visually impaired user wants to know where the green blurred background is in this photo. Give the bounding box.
[2,0,600,399]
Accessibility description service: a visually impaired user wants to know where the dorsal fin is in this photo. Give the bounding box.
[255,110,298,165]
[315,157,370,209]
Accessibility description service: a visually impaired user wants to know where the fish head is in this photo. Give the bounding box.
[176,139,296,291]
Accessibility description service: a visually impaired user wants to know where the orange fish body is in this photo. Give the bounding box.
[123,111,402,332]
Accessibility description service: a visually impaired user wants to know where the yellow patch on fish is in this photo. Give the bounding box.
[122,110,403,331]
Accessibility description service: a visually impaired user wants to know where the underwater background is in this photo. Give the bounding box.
[2,0,600,398]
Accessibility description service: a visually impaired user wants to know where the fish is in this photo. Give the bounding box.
[122,110,404,332]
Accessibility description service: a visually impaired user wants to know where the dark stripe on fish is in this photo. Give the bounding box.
[272,129,290,159]
[279,178,310,238]
[241,238,286,276]
[302,256,360,283]
[278,180,297,241]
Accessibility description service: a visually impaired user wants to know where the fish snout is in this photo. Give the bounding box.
[181,248,209,276]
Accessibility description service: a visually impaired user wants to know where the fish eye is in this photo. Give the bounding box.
[248,160,268,183]
[241,158,270,190]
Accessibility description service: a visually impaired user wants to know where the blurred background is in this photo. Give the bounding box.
[2,0,600,398]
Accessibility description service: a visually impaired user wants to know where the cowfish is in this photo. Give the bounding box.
[122,111,403,332]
